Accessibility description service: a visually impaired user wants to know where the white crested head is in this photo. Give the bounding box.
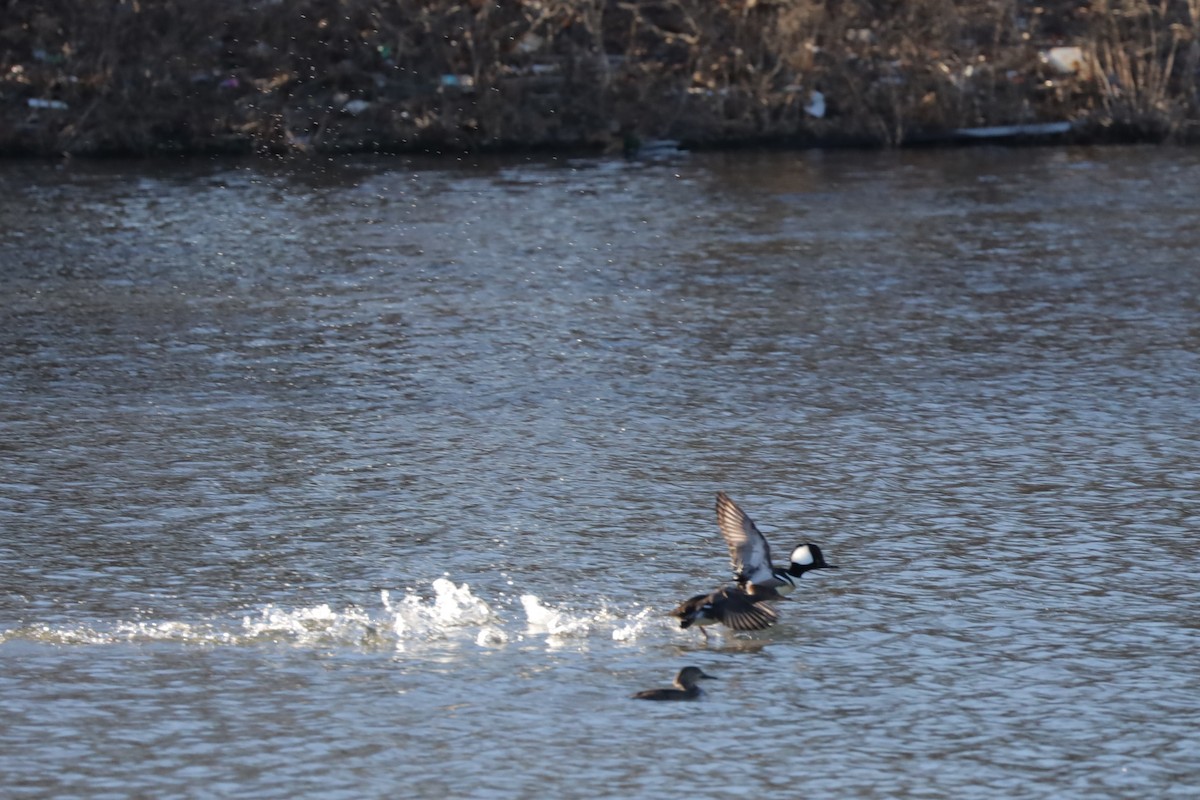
[790,544,814,566]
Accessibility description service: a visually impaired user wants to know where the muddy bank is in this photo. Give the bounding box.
[3,1,1198,157]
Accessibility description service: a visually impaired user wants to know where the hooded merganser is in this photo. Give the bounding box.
[716,492,837,596]
[632,666,718,701]
[669,584,778,640]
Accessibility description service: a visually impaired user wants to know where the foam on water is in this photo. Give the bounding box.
[519,595,594,637]
[1,579,657,650]
[381,577,495,640]
[2,619,229,646]
[612,606,660,642]
[241,602,376,647]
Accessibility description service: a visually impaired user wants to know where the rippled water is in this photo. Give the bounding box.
[2,146,1199,798]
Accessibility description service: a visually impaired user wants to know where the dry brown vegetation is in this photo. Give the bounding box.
[2,0,1198,156]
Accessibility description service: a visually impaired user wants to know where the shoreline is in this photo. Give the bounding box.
[4,1,1198,159]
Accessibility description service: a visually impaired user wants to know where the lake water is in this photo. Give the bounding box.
[1,145,1198,799]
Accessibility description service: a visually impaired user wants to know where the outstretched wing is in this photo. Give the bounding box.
[716,492,781,588]
[712,587,778,631]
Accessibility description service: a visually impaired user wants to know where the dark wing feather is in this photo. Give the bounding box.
[711,587,778,631]
[716,492,780,588]
[669,592,711,628]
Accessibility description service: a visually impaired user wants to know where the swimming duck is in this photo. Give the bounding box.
[716,491,837,595]
[632,666,718,701]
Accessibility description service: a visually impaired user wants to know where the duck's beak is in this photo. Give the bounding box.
[700,672,719,680]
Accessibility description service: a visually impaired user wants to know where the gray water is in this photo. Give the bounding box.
[1,146,1198,799]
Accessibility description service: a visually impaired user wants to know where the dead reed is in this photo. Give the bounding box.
[1,0,1197,155]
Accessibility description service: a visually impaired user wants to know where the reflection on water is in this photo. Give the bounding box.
[2,147,1199,799]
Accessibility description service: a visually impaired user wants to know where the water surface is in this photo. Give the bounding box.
[2,146,1198,798]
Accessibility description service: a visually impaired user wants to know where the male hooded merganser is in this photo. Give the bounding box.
[716,491,837,596]
[632,666,718,701]
[669,584,778,640]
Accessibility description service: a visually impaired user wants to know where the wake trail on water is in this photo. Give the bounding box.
[1,578,664,650]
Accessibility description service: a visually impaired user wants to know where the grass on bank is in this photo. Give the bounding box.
[1,0,1197,155]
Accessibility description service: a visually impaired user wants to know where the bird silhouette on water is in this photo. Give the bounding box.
[631,666,718,701]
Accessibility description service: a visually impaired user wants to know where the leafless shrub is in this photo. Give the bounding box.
[0,0,1197,155]
[1087,0,1200,140]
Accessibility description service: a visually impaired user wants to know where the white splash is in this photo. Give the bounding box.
[5,580,668,652]
[520,595,592,636]
[612,606,658,641]
[10,620,225,645]
[241,603,374,646]
[476,625,509,647]
[382,578,495,640]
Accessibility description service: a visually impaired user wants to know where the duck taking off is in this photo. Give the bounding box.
[669,584,778,640]
[716,491,837,596]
